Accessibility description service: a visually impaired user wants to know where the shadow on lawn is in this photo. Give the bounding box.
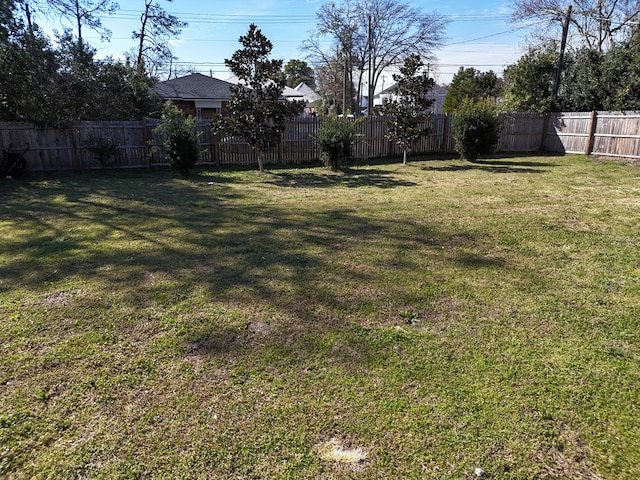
[422,158,559,174]
[267,168,417,189]
[0,169,513,362]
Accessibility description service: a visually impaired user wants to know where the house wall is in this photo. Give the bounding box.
[172,100,197,118]
[170,100,229,119]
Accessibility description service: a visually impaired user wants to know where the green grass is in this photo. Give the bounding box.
[1,155,639,479]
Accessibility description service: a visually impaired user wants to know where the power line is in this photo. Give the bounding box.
[443,21,544,47]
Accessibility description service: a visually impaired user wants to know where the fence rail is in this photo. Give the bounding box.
[0,111,637,172]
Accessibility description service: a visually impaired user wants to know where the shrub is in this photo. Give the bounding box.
[452,99,500,162]
[314,115,358,170]
[152,102,200,176]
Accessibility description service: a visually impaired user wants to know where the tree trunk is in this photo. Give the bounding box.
[257,151,264,172]
[403,149,408,165]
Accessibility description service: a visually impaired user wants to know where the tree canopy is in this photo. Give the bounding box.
[501,39,640,112]
[442,67,502,113]
[0,21,161,126]
[284,59,315,89]
[501,45,559,113]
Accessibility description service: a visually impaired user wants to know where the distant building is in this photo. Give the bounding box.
[294,82,321,115]
[153,73,235,119]
[225,76,305,104]
[372,83,449,114]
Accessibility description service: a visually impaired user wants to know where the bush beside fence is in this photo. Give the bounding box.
[0,111,637,173]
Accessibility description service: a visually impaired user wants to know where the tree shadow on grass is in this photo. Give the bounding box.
[1,168,523,365]
[454,253,506,269]
[421,158,559,174]
[267,169,417,189]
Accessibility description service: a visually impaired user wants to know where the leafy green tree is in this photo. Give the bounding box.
[377,54,434,164]
[442,67,501,113]
[284,59,315,89]
[559,48,602,111]
[152,101,200,176]
[501,44,559,113]
[211,24,304,172]
[452,99,500,162]
[93,60,162,119]
[0,0,17,39]
[0,22,61,125]
[56,33,161,122]
[0,22,160,126]
[598,42,640,110]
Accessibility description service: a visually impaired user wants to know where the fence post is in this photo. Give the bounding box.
[585,110,597,155]
[442,113,451,153]
[70,124,81,170]
[212,132,220,166]
[142,117,151,168]
[540,111,551,151]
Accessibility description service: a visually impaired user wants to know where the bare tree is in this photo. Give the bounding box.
[302,0,447,114]
[133,0,186,77]
[13,0,117,42]
[48,0,118,43]
[511,0,640,52]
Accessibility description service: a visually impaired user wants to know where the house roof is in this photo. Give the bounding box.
[374,82,449,99]
[225,76,305,100]
[153,73,235,100]
[294,82,321,104]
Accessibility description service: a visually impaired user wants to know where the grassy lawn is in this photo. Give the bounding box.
[1,154,639,479]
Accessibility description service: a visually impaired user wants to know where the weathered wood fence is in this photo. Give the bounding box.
[544,111,640,159]
[0,111,637,172]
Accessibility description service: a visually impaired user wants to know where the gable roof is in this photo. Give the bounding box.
[294,82,321,104]
[374,82,449,99]
[153,73,235,100]
[225,75,305,100]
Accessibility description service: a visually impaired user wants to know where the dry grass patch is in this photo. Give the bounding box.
[315,437,369,470]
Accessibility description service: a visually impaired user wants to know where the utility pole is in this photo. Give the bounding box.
[543,4,572,151]
[343,45,347,115]
[367,15,373,115]
[552,5,572,102]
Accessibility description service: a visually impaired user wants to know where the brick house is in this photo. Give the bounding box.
[153,73,235,119]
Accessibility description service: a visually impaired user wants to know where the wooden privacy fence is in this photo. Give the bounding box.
[545,111,640,159]
[0,111,637,172]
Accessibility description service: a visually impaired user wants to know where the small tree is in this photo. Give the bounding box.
[314,114,357,170]
[451,99,500,162]
[152,102,200,176]
[211,24,304,172]
[377,54,434,165]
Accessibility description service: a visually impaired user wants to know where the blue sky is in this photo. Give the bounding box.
[40,0,538,86]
